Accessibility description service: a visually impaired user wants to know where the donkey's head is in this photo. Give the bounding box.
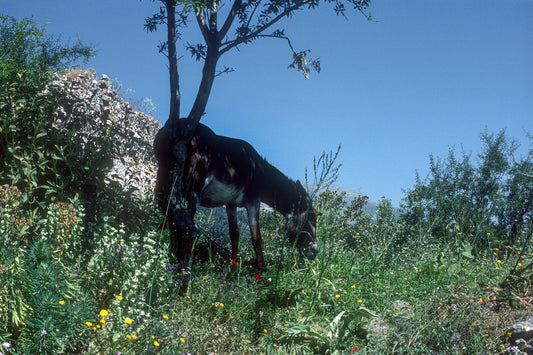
[285,181,320,260]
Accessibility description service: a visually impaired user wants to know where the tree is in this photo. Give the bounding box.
[400,130,532,249]
[145,0,372,259]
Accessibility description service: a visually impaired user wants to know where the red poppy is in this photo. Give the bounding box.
[254,273,261,280]
[231,260,238,265]
[351,347,359,351]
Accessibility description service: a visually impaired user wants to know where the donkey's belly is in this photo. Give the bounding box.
[199,175,245,207]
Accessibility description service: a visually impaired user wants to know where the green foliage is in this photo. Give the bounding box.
[0,14,97,212]
[401,129,533,249]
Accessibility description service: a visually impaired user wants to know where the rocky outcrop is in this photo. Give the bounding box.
[505,316,533,355]
[45,68,160,198]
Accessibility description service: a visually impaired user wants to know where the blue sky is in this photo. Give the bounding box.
[3,0,532,206]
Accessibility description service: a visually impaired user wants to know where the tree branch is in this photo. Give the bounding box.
[219,0,309,56]
[196,9,209,43]
[219,0,243,41]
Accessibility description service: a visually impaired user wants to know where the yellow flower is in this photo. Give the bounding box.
[358,300,363,303]
[126,334,132,339]
[100,319,106,324]
[264,329,268,334]
[85,321,93,327]
[163,315,169,320]
[100,309,109,317]
[335,294,340,298]
[151,335,155,339]
[132,334,137,339]
[518,263,522,267]
[56,329,59,332]
[125,318,132,324]
[117,295,123,300]
[154,341,160,347]
[220,303,224,307]
[180,338,185,343]
[59,300,65,305]
[497,260,502,263]
[351,285,356,289]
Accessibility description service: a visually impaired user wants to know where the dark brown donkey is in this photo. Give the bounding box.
[154,122,320,268]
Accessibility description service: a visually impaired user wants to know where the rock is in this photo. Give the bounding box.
[45,68,160,198]
[505,316,533,355]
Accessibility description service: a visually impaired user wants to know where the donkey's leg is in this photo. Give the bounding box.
[226,204,240,261]
[246,199,265,269]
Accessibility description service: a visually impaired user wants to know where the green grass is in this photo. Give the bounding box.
[1,187,530,354]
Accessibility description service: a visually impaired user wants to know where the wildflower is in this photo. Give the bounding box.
[255,273,262,280]
[56,329,59,332]
[125,318,132,324]
[414,267,418,271]
[154,341,160,347]
[358,300,363,303]
[351,285,356,289]
[180,338,185,343]
[100,309,109,317]
[100,319,106,324]
[264,329,268,334]
[352,347,359,351]
[220,303,224,307]
[497,260,501,263]
[518,262,522,267]
[335,294,340,298]
[163,315,169,320]
[59,300,65,305]
[231,260,238,265]
[85,322,93,327]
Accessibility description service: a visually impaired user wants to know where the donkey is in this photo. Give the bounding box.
[154,121,320,268]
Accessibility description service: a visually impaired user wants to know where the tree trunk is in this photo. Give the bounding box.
[165,0,180,122]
